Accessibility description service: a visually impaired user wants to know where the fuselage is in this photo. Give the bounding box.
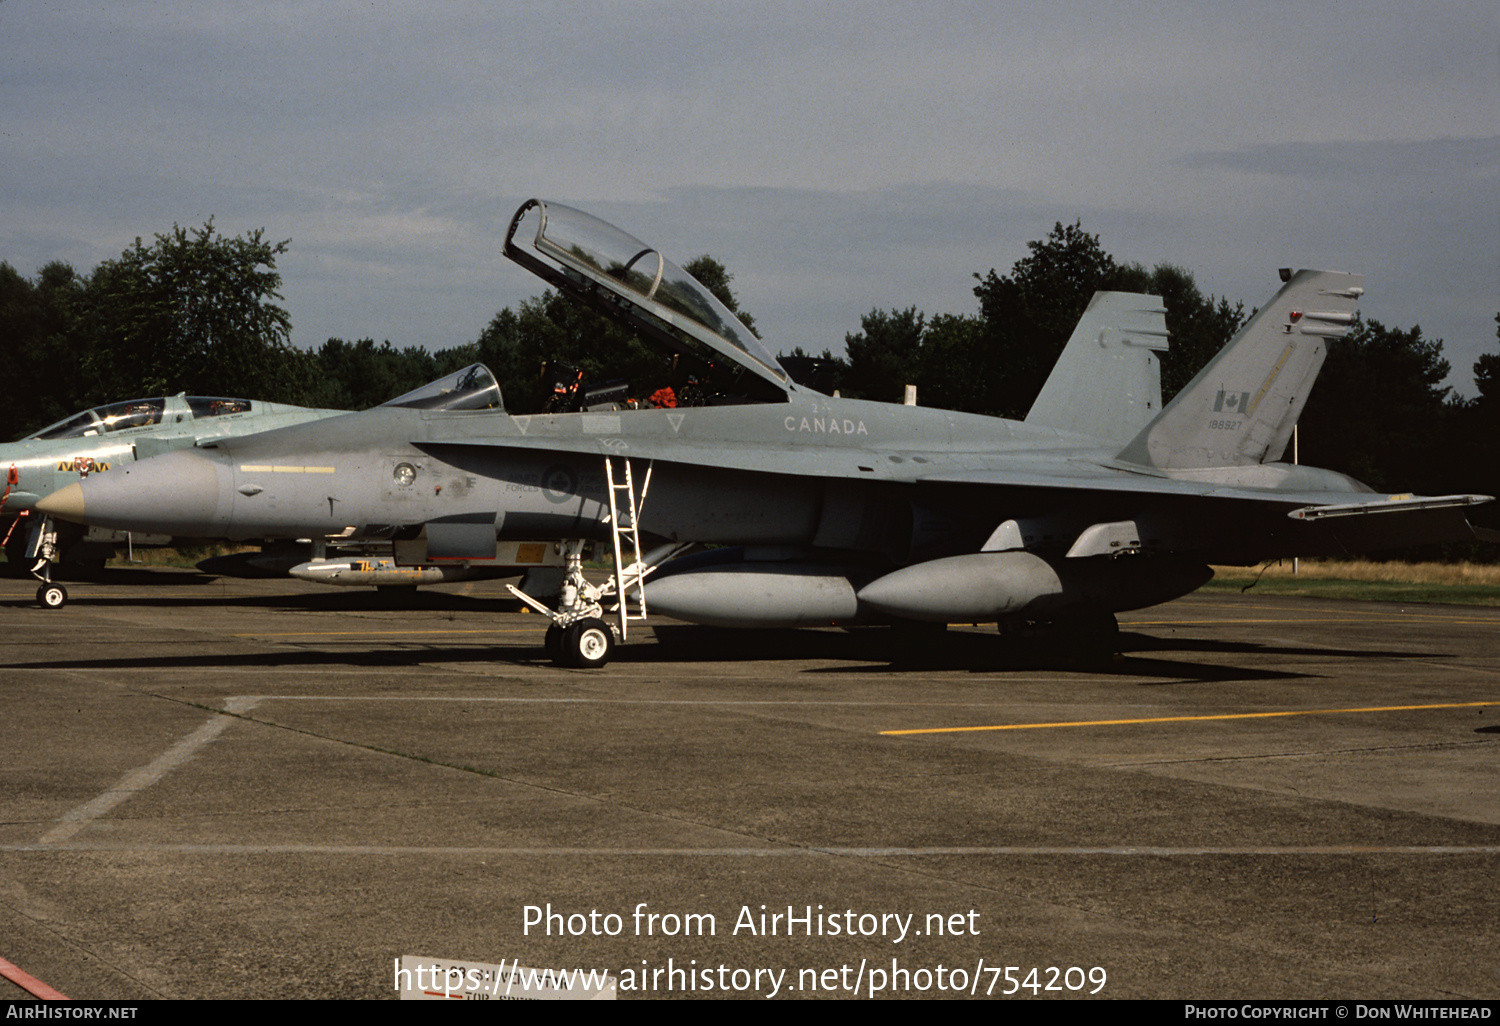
[2,395,344,529]
[49,388,1375,569]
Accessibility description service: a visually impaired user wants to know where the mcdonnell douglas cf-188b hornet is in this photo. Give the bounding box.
[39,199,1492,666]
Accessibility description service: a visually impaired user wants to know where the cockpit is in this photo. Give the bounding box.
[23,396,255,441]
[380,363,503,411]
[504,199,795,409]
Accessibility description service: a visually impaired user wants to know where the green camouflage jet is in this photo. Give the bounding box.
[4,393,344,603]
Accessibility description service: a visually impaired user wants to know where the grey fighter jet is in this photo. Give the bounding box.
[39,199,1492,667]
[3,392,345,604]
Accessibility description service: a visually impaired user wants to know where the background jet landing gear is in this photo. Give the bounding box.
[22,516,67,609]
[1054,611,1121,665]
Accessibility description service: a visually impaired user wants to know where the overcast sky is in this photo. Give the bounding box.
[3,1,1496,392]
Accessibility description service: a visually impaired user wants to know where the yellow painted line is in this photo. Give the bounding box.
[1125,617,1370,624]
[231,628,542,638]
[238,465,336,473]
[1126,615,1500,626]
[882,701,1495,736]
[1246,341,1297,416]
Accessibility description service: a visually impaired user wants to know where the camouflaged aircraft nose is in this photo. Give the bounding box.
[62,448,229,536]
[35,482,86,522]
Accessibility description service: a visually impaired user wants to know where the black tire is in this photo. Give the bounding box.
[544,623,564,664]
[561,618,614,668]
[37,583,67,609]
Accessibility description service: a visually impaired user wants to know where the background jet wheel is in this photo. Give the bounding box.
[36,583,68,609]
[544,623,565,664]
[561,618,614,668]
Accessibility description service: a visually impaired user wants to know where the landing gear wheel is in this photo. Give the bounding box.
[36,583,67,609]
[544,624,564,664]
[558,617,614,668]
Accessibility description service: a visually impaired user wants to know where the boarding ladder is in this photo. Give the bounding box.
[604,456,653,640]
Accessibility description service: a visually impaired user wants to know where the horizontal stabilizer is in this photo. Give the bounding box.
[1287,493,1492,552]
[1287,494,1492,521]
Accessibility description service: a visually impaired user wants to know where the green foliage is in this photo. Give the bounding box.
[970,221,1122,418]
[842,307,924,402]
[776,345,849,395]
[681,255,758,339]
[81,222,311,405]
[1117,262,1246,401]
[308,338,439,410]
[1297,317,1452,493]
[0,260,88,439]
[1456,313,1500,544]
[1475,314,1500,419]
[843,225,1243,418]
[1200,573,1500,606]
[974,221,1121,337]
[838,309,990,411]
[912,314,988,412]
[486,289,667,410]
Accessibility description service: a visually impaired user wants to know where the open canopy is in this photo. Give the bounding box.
[504,199,791,403]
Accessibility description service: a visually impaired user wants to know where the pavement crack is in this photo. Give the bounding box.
[1115,737,1499,768]
[0,902,168,999]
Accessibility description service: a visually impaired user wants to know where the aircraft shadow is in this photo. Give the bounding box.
[1,646,547,673]
[1,624,1450,684]
[638,627,1313,681]
[2,590,528,614]
[0,643,1296,683]
[4,567,215,587]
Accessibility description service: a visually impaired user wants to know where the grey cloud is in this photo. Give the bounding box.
[1181,137,1500,181]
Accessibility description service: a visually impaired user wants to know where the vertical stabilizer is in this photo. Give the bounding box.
[1117,269,1362,469]
[1026,292,1169,446]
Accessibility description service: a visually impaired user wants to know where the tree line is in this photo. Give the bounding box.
[3,219,1496,554]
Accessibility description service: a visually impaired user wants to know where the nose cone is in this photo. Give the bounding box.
[43,450,230,535]
[35,483,87,521]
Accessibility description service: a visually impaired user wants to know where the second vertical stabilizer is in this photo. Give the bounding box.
[1026,292,1169,446]
[1117,269,1362,470]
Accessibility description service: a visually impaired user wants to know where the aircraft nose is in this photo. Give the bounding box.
[36,482,86,522]
[40,449,230,535]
